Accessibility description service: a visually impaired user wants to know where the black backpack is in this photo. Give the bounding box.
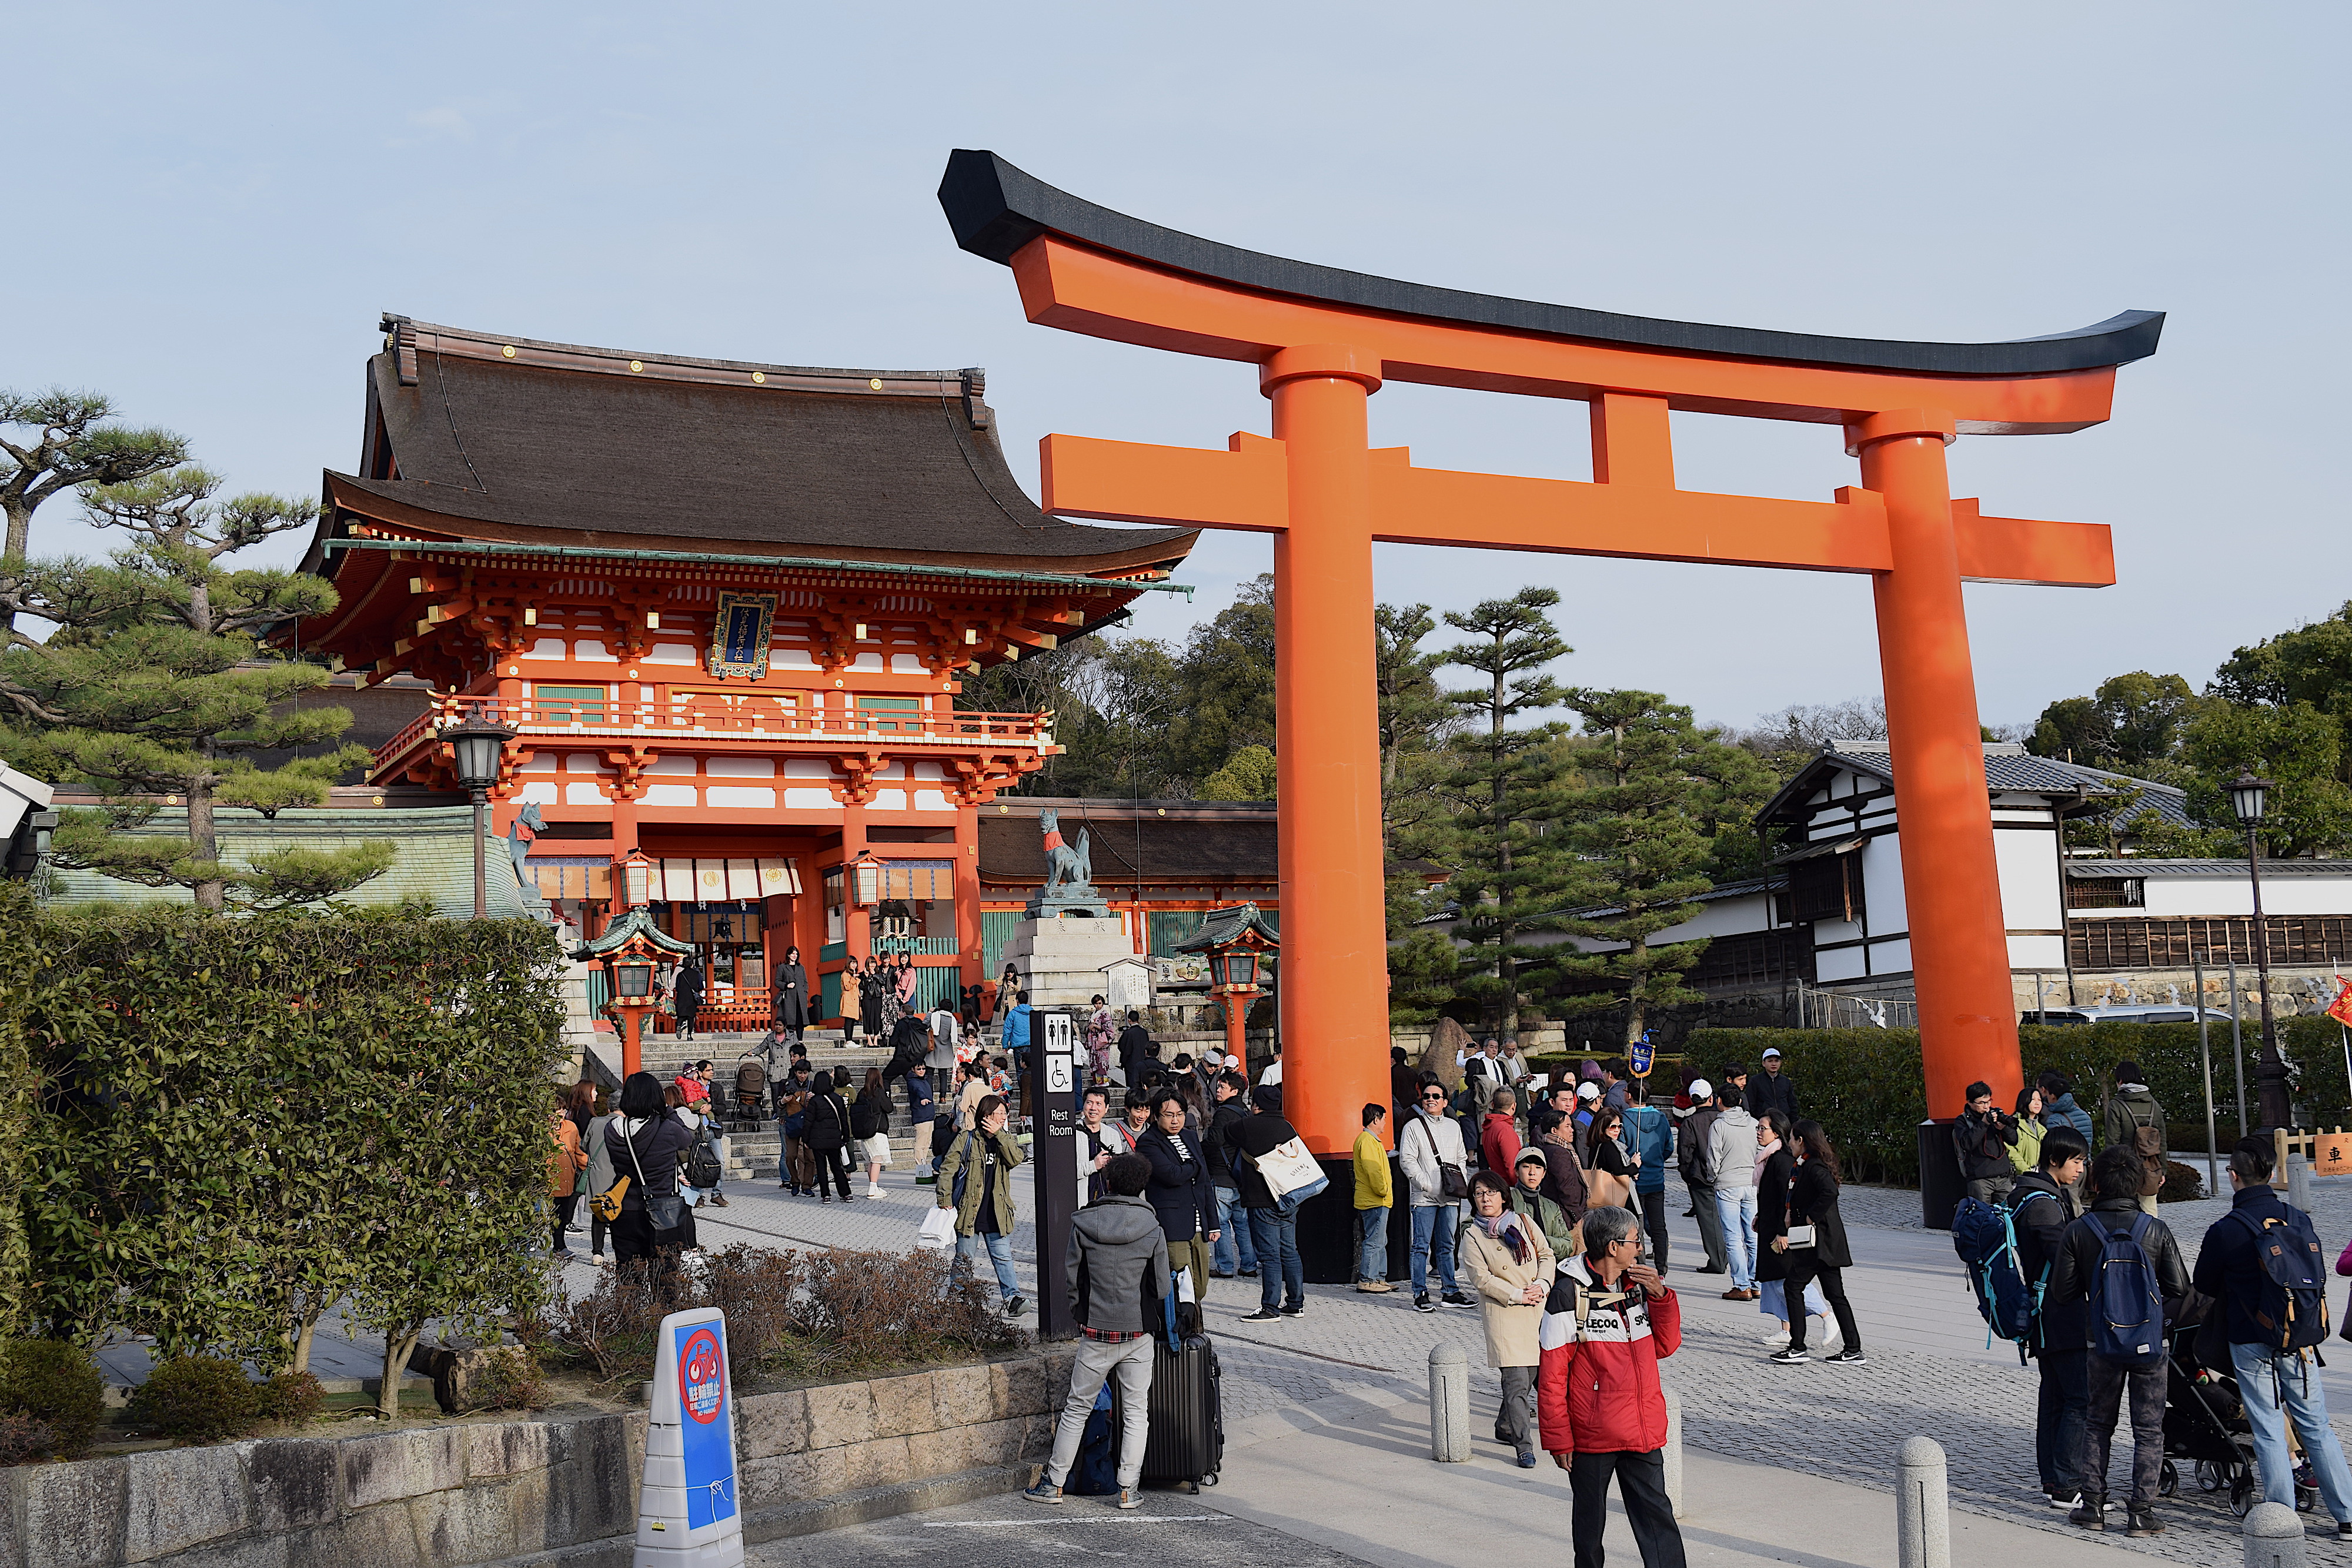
[806,1095,846,1151]
[850,1093,884,1141]
[2231,1204,2330,1351]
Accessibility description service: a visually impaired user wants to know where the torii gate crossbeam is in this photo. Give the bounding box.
[940,150,2160,1170]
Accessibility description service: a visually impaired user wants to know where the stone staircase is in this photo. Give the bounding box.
[634,1029,941,1182]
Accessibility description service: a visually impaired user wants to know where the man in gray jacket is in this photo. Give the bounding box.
[1025,1154,1169,1510]
[1707,1084,1760,1301]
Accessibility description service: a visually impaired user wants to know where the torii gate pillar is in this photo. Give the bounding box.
[940,152,2162,1181]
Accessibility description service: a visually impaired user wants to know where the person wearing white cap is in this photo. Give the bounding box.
[1573,1079,1602,1135]
[1677,1079,1729,1276]
[1748,1047,1800,1126]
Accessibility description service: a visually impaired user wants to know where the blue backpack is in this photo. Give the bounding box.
[2091,1213,2167,1370]
[1065,1386,1120,1495]
[2230,1204,2330,1351]
[1952,1195,2049,1362]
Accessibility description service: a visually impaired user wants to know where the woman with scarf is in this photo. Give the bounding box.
[1458,1168,1556,1467]
[1752,1108,1833,1356]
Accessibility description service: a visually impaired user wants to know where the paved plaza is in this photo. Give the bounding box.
[635,1155,2352,1565]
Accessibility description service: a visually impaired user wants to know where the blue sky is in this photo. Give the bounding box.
[10,2,2345,731]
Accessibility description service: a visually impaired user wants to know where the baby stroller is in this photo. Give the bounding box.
[2161,1321,2318,1517]
[729,1054,770,1133]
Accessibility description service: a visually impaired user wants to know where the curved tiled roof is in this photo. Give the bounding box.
[313,316,1196,577]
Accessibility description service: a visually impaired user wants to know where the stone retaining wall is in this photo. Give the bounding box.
[0,1345,1077,1568]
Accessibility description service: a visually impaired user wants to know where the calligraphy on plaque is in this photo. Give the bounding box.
[708,592,777,680]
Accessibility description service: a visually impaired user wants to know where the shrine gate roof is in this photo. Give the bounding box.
[941,150,2163,380]
[308,314,1197,579]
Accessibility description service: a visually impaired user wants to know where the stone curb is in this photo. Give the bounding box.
[495,1463,1038,1565]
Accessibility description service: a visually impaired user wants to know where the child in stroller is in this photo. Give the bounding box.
[2163,1319,2320,1517]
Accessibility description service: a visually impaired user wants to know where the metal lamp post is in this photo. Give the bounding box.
[445,713,517,920]
[2230,771,2293,1131]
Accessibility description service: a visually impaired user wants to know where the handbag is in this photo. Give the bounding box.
[622,1118,686,1232]
[590,1175,629,1223]
[1785,1224,1817,1249]
[916,1206,957,1251]
[1411,1118,1470,1202]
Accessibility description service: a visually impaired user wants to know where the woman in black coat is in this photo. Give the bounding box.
[1137,1091,1217,1303]
[771,945,811,1039]
[801,1069,855,1202]
[1752,1108,1830,1356]
[1777,1119,1864,1363]
[671,959,704,1042]
[856,957,887,1041]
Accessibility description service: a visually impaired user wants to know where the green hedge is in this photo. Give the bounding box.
[19,904,565,1406]
[1686,1018,2352,1189]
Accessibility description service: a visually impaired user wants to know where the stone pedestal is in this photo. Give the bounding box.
[1002,912,1138,1008]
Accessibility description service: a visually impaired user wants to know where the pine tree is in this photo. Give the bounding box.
[1432,587,1576,1044]
[1376,603,1459,1022]
[1551,690,1772,1047]
[2,467,392,910]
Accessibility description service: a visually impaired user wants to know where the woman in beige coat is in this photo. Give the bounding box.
[1458,1168,1556,1467]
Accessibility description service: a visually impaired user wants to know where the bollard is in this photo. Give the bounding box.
[1661,1385,1683,1519]
[2244,1500,2308,1568]
[2289,1152,2314,1213]
[1428,1343,1470,1462]
[1895,1436,1949,1568]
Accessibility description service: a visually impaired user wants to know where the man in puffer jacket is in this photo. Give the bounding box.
[1024,1154,1170,1511]
[1539,1205,1687,1568]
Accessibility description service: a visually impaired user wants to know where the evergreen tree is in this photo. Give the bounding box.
[1197,744,1276,800]
[1552,690,1772,1048]
[1432,587,1576,1044]
[1375,603,1459,1022]
[2,467,392,910]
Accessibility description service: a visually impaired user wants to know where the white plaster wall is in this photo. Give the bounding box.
[2136,874,2352,918]
[1995,822,2064,932]
[1862,833,1909,938]
[643,784,698,807]
[706,756,776,778]
[706,786,777,808]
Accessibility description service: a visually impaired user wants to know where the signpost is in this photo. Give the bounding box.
[636,1306,743,1567]
[1029,1009,1078,1338]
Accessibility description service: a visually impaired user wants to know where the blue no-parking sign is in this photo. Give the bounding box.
[637,1306,743,1566]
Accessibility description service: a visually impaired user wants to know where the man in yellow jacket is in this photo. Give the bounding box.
[1355,1103,1396,1293]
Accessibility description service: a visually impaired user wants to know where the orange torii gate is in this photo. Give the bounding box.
[941,150,2161,1172]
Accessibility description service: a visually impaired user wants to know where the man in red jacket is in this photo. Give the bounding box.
[1539,1205,1687,1568]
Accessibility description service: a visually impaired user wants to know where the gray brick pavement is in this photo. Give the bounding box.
[542,1151,2352,1562]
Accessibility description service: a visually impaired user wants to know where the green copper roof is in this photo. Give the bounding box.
[43,805,536,920]
[572,905,697,959]
[1171,901,1279,952]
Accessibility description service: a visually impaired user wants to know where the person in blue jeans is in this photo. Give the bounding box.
[1231,1085,1306,1320]
[2195,1135,2352,1537]
[1707,1095,1760,1298]
[1354,1101,1394,1291]
[1397,1081,1472,1312]
[1205,1070,1259,1276]
[935,1094,1028,1315]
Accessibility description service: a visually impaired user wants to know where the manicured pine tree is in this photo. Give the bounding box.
[1551,689,1773,1048]
[2,466,392,910]
[1432,587,1577,1044]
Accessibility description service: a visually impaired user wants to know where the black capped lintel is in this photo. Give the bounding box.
[940,149,2163,379]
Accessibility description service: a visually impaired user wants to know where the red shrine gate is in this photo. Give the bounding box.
[940,151,2161,1159]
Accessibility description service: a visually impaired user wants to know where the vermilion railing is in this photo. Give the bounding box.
[377,693,1054,769]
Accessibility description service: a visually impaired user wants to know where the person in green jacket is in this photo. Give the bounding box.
[1354,1103,1395,1293]
[936,1094,1028,1313]
[2008,1085,2047,1177]
[1506,1147,1580,1261]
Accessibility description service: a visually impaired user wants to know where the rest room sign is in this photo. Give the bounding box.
[637,1306,744,1565]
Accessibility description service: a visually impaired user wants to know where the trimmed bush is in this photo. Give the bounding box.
[254,1369,324,1426]
[19,904,562,1403]
[0,1338,103,1457]
[0,1414,54,1467]
[131,1355,259,1443]
[470,1348,546,1413]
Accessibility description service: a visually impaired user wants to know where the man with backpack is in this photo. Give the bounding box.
[2009,1126,2090,1510]
[2193,1135,2352,1534]
[2047,1144,2191,1537]
[2101,1061,2167,1215]
[1953,1081,2020,1206]
[1622,1080,1674,1274]
[1023,1152,1167,1511]
[1678,1079,1728,1276]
